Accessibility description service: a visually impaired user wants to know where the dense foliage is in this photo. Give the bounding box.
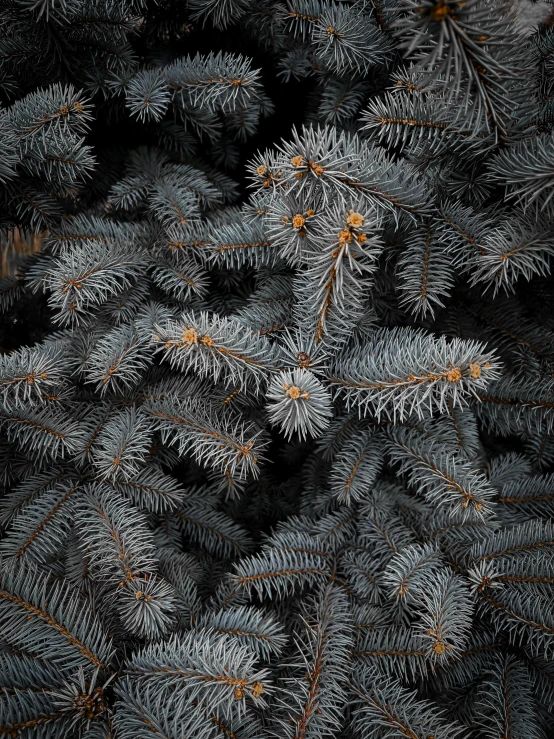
[1,0,554,737]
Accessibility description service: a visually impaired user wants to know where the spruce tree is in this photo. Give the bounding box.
[1,0,554,737]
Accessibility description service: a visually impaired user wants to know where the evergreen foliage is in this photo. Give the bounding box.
[0,0,554,737]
